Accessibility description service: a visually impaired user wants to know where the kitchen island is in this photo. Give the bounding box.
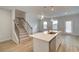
[30,31,62,52]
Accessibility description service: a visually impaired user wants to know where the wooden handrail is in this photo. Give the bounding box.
[16,17,32,29]
[16,17,32,34]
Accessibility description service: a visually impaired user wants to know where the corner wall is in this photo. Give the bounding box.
[0,9,12,42]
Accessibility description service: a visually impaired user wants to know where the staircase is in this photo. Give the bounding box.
[14,17,32,44]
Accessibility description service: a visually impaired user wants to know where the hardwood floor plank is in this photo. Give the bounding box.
[0,35,79,52]
[0,38,33,52]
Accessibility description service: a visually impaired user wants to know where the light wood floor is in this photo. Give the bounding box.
[0,35,79,52]
[0,38,33,52]
[57,34,79,52]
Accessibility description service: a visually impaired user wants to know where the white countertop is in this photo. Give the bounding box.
[30,31,61,42]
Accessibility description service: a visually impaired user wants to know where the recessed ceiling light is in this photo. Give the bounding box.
[41,15,44,20]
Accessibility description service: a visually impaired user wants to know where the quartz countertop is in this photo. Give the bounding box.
[30,31,61,42]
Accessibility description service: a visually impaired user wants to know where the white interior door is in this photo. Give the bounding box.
[65,21,72,33]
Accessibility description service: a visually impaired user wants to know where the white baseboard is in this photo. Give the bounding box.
[0,38,11,43]
[62,32,79,36]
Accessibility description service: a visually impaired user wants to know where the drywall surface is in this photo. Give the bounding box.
[38,14,79,36]
[54,14,79,35]
[38,18,52,32]
[25,13,38,33]
[0,9,12,42]
[11,9,20,44]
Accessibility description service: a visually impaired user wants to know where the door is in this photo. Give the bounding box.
[65,21,72,33]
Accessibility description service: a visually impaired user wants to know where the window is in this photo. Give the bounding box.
[65,21,72,33]
[43,21,47,29]
[51,20,58,30]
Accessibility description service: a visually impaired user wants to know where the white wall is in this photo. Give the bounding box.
[0,9,12,42]
[11,9,20,44]
[25,13,38,33]
[15,9,25,18]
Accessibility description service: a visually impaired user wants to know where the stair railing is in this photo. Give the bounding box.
[16,17,32,35]
[14,19,20,43]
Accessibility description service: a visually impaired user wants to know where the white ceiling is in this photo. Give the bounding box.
[0,6,79,17]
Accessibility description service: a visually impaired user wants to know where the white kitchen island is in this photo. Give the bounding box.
[30,31,62,52]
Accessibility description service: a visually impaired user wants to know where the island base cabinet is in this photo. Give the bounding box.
[56,33,62,50]
[32,32,62,52]
[33,38,57,52]
[33,38,49,52]
[49,37,56,52]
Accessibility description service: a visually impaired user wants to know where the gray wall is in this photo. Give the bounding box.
[38,14,79,36]
[54,14,79,35]
[38,18,52,32]
[25,13,39,33]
